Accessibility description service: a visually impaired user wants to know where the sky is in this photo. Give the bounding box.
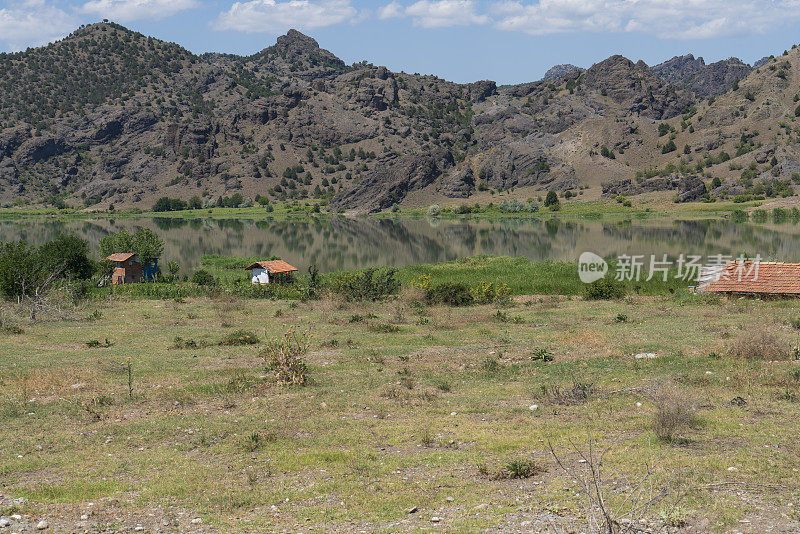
[2,0,800,84]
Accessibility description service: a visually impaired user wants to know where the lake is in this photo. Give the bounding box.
[1,216,799,273]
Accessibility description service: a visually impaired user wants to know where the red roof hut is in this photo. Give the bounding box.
[106,253,143,285]
[245,260,299,285]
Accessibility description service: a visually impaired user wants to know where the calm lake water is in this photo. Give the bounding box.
[2,216,800,273]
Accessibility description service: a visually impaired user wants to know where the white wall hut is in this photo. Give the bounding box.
[245,260,299,285]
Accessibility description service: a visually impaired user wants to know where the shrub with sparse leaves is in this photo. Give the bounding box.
[260,329,310,385]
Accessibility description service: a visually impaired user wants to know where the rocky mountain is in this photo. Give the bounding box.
[652,54,752,98]
[1,23,799,213]
[542,64,582,81]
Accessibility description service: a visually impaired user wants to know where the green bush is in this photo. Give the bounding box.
[191,269,217,286]
[330,267,400,301]
[425,283,475,306]
[731,209,749,222]
[583,279,625,300]
[427,205,441,217]
[471,281,511,305]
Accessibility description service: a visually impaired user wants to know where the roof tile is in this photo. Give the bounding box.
[702,262,800,295]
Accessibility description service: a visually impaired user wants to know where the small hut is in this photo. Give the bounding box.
[106,253,143,285]
[245,260,299,285]
[700,261,800,297]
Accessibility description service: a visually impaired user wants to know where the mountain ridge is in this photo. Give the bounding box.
[1,22,799,213]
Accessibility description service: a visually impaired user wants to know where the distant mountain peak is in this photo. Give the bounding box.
[542,64,582,81]
[653,53,752,97]
[275,29,321,51]
[251,29,346,78]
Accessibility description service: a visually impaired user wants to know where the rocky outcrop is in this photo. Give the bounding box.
[582,56,693,120]
[443,167,475,198]
[753,56,772,68]
[653,54,752,97]
[676,176,708,202]
[476,142,569,192]
[332,152,451,212]
[467,80,498,102]
[602,175,708,202]
[2,21,799,211]
[0,126,29,159]
[251,29,348,79]
[13,135,67,164]
[543,64,582,81]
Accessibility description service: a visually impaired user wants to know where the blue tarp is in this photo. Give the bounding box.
[142,259,159,281]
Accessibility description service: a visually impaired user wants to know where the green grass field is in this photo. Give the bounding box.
[195,254,690,297]
[2,288,800,532]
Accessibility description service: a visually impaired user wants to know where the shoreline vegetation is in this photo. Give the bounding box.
[0,196,779,223]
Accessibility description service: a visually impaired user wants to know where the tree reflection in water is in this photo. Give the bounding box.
[1,217,799,273]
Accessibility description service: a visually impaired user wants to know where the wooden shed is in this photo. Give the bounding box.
[245,260,299,285]
[106,253,143,285]
[700,261,800,296]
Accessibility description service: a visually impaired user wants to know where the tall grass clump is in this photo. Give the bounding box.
[259,329,310,385]
[652,384,697,442]
[727,329,787,360]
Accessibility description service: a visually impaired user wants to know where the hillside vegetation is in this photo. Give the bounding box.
[1,23,800,213]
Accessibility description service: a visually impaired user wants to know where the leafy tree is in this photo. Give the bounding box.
[153,197,172,212]
[661,140,677,154]
[38,234,94,280]
[153,197,188,212]
[544,191,559,208]
[188,196,202,210]
[0,241,43,299]
[0,235,93,300]
[99,228,164,265]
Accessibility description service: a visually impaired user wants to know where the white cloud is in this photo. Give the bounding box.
[81,0,199,22]
[378,1,403,19]
[0,1,78,50]
[491,0,800,39]
[379,0,489,28]
[214,0,357,33]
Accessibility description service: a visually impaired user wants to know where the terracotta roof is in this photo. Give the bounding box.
[701,262,800,295]
[245,260,299,274]
[106,253,137,262]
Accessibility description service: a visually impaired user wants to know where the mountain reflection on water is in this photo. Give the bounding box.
[1,216,798,273]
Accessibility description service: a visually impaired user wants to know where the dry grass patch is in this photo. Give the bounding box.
[727,329,788,360]
[652,383,698,442]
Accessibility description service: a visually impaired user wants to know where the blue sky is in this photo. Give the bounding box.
[2,0,800,84]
